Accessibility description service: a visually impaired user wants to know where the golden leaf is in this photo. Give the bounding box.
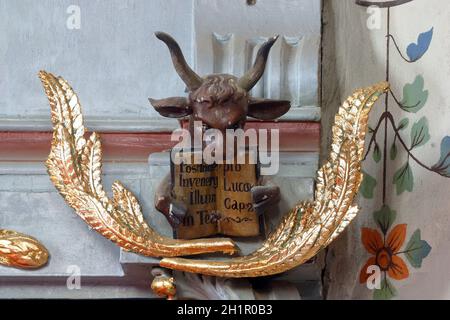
[40,70,237,257]
[0,230,49,269]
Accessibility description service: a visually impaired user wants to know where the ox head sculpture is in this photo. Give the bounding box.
[149,32,291,132]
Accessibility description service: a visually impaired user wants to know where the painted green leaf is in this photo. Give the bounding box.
[410,117,430,149]
[398,118,409,131]
[373,205,397,235]
[399,75,428,113]
[393,162,414,195]
[373,278,397,300]
[404,229,432,268]
[431,136,450,178]
[390,142,397,160]
[373,143,382,163]
[360,171,377,199]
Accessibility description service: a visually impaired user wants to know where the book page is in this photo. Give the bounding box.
[171,150,219,239]
[217,150,260,237]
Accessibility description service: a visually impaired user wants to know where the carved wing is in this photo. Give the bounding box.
[40,71,236,257]
[159,82,389,277]
[0,230,49,269]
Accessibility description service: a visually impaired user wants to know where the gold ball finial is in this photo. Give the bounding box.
[151,268,176,300]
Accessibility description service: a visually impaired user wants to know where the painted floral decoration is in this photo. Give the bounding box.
[355,0,448,299]
[359,206,431,299]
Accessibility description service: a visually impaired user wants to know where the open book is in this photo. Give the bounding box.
[170,148,262,239]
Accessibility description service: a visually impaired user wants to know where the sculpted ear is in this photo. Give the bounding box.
[247,99,291,120]
[149,97,191,118]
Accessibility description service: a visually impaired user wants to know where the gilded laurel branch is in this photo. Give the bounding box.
[0,230,49,269]
[158,82,390,277]
[40,70,237,257]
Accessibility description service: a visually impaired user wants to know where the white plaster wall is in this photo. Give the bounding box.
[0,0,193,125]
[0,0,321,132]
[323,0,450,299]
[195,0,321,109]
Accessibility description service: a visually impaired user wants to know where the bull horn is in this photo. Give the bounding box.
[155,32,203,90]
[238,35,279,91]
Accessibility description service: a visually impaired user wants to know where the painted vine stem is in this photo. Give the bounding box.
[358,2,441,299]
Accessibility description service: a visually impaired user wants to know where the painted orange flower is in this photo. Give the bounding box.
[359,224,409,283]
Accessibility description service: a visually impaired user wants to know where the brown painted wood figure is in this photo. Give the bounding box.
[149,32,290,239]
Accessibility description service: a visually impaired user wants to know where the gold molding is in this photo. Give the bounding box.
[40,69,388,277]
[0,230,49,269]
